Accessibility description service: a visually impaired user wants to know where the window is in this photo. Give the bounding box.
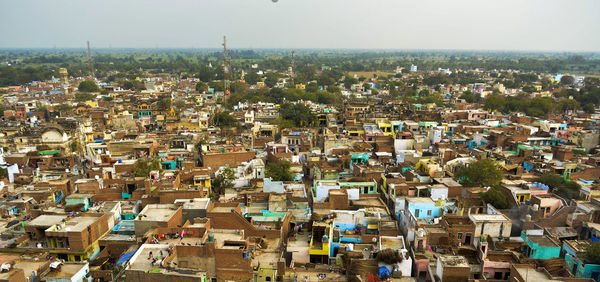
[427,210,432,216]
[494,272,503,279]
[457,233,463,240]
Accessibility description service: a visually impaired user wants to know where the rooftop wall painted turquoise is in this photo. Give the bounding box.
[521,233,561,259]
[407,201,441,219]
[566,254,600,281]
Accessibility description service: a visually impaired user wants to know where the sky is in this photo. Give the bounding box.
[1,0,599,51]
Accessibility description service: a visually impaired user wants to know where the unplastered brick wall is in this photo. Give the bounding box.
[202,151,255,172]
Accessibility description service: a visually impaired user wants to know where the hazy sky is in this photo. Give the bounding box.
[1,0,599,51]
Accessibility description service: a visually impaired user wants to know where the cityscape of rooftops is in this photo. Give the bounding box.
[0,0,599,281]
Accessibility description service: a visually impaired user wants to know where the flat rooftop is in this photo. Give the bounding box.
[137,204,179,222]
[439,255,469,268]
[469,214,510,222]
[128,244,171,272]
[526,235,559,248]
[210,206,237,213]
[44,263,88,279]
[380,236,406,250]
[514,266,562,282]
[48,216,98,232]
[406,197,434,203]
[207,229,245,249]
[27,214,67,227]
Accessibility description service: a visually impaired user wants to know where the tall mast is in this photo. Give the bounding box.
[87,41,95,78]
[222,36,230,96]
[291,50,295,87]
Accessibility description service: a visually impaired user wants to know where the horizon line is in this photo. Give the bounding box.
[1,47,600,54]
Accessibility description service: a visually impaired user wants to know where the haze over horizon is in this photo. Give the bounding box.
[1,0,599,52]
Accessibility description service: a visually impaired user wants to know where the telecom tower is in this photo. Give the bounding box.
[222,36,231,96]
[87,41,95,78]
[290,50,295,87]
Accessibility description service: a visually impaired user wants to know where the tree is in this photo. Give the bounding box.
[344,75,358,89]
[483,94,506,112]
[196,81,208,92]
[78,80,99,92]
[54,103,72,113]
[244,71,260,85]
[560,75,575,85]
[69,140,80,153]
[74,93,95,102]
[327,85,341,93]
[212,166,235,196]
[585,242,600,264]
[134,159,161,177]
[265,72,280,88]
[123,80,145,90]
[213,111,239,127]
[558,98,580,112]
[0,167,7,179]
[103,96,114,102]
[280,103,315,127]
[208,81,224,92]
[583,103,596,114]
[522,85,537,93]
[455,159,503,188]
[555,181,581,200]
[481,188,512,209]
[306,82,319,93]
[538,173,563,191]
[156,97,172,111]
[266,161,294,181]
[459,91,476,103]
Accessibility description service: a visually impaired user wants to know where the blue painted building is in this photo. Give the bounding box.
[521,232,561,259]
[406,197,442,219]
[564,240,600,281]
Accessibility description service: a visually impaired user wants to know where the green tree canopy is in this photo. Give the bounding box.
[583,103,596,114]
[74,93,95,102]
[555,181,581,200]
[585,242,600,264]
[560,75,575,85]
[196,81,208,92]
[54,103,73,112]
[212,166,235,197]
[264,72,280,88]
[344,75,358,89]
[280,103,315,127]
[538,173,581,200]
[122,80,146,90]
[481,188,512,209]
[134,159,161,177]
[156,97,172,111]
[213,111,240,127]
[78,80,99,92]
[455,159,504,188]
[483,94,505,112]
[244,71,260,85]
[266,161,294,181]
[538,173,563,191]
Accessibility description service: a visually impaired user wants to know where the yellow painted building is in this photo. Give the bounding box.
[309,222,333,258]
[378,122,394,138]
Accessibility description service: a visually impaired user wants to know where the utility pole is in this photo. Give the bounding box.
[222,36,231,96]
[86,41,95,78]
